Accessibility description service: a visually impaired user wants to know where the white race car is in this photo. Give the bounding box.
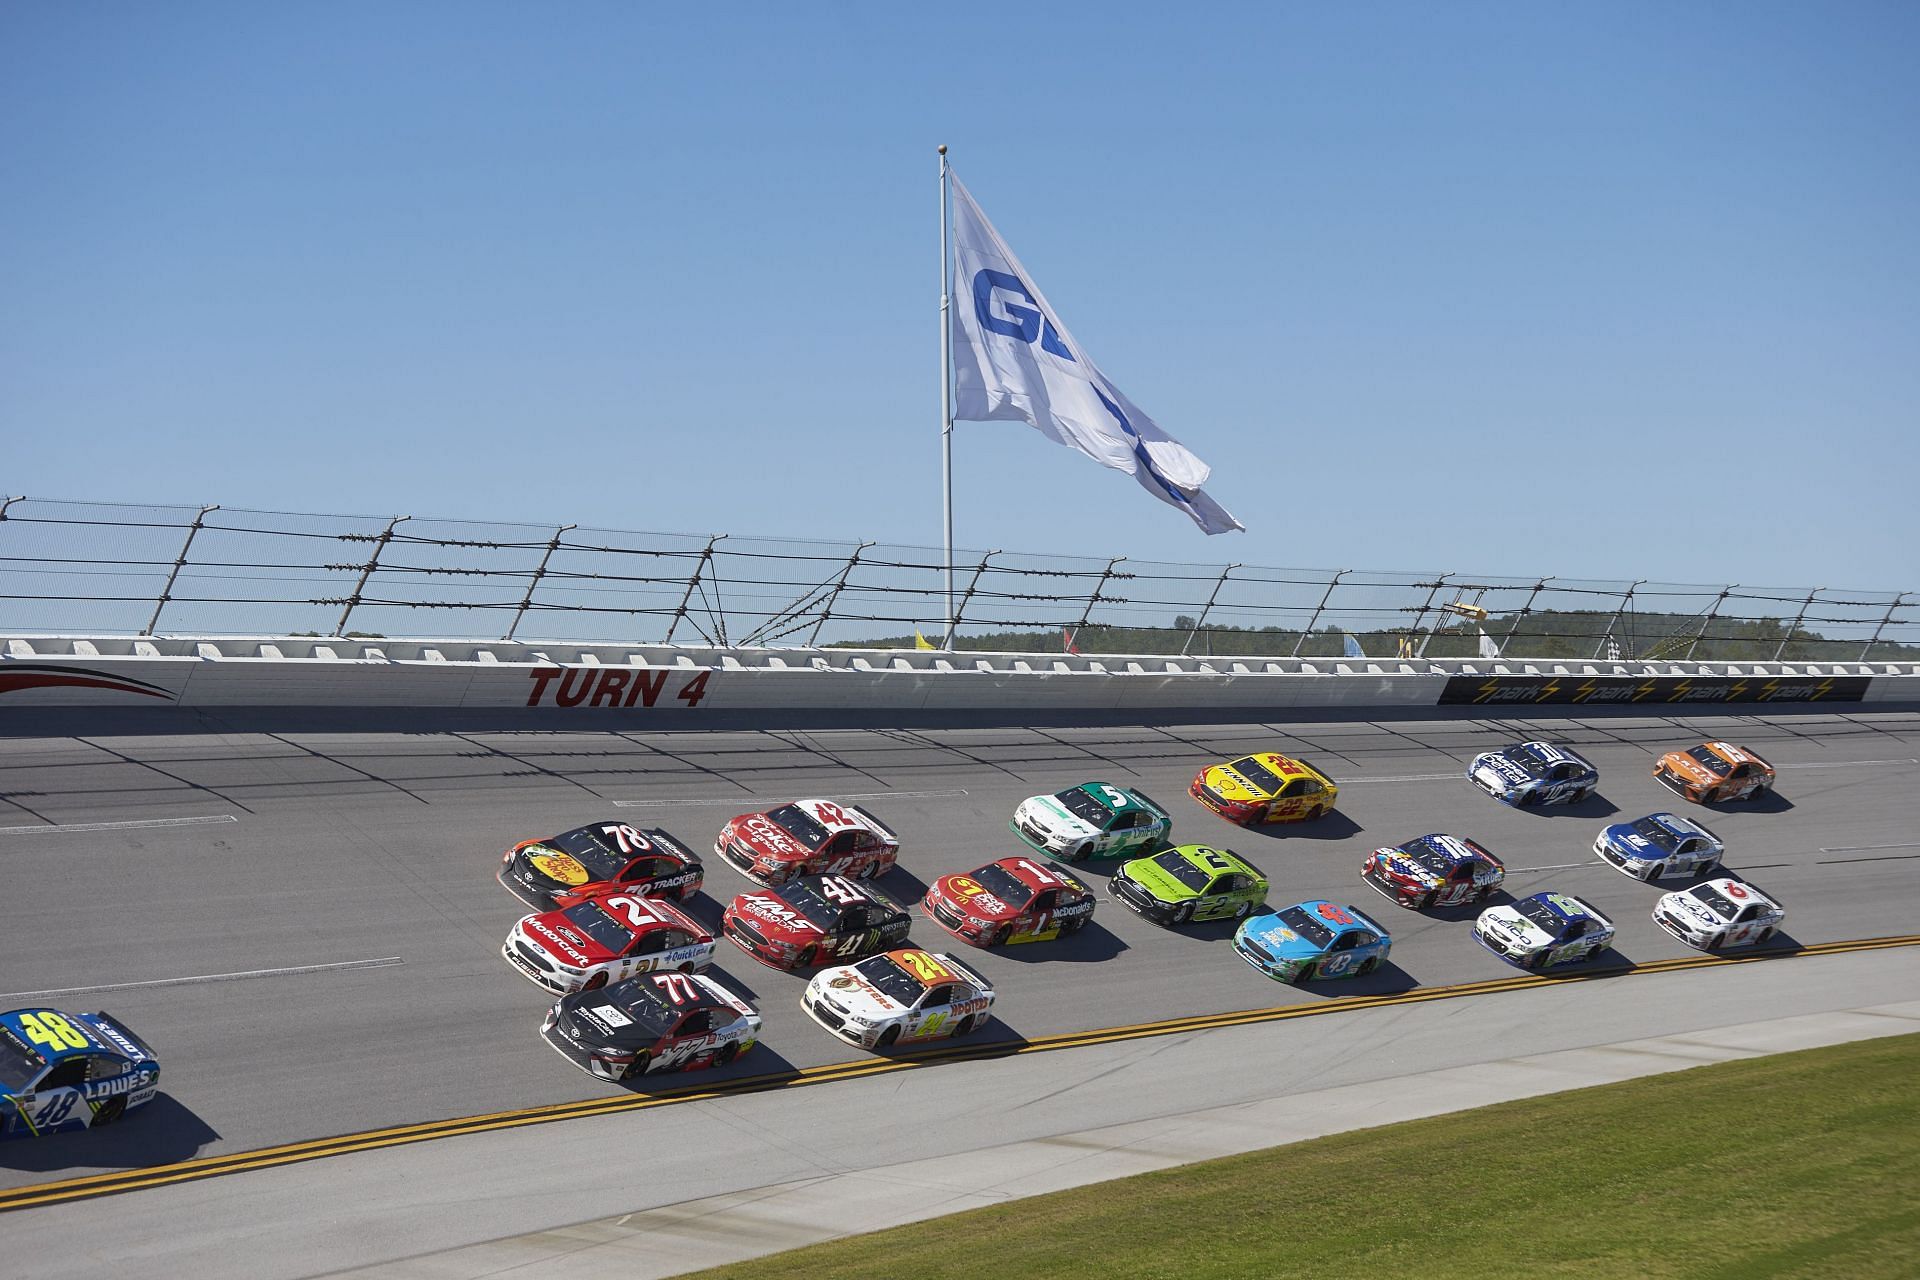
[1592,812,1724,881]
[1653,878,1785,951]
[801,948,994,1051]
[1473,891,1616,970]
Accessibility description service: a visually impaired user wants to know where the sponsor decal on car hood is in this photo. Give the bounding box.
[1479,908,1552,948]
[1028,796,1095,838]
[1123,858,1195,903]
[820,970,902,1016]
[733,814,808,859]
[1242,917,1313,958]
[523,916,604,966]
[526,850,591,886]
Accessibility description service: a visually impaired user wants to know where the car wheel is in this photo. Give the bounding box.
[1419,891,1437,910]
[1706,933,1725,951]
[93,1097,126,1127]
[1233,900,1252,920]
[1171,903,1193,925]
[1754,927,1775,946]
[677,961,697,975]
[1306,805,1325,821]
[621,1051,652,1081]
[1059,915,1087,936]
[1071,842,1093,863]
[583,971,608,991]
[714,1042,740,1068]
[990,925,1012,947]
[1291,963,1315,986]
[876,1026,900,1050]
[1695,860,1718,880]
[954,1014,979,1037]
[1357,957,1379,976]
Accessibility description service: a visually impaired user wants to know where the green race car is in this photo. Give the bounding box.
[1107,845,1269,926]
[1010,782,1172,862]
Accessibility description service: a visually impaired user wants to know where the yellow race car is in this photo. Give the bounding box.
[1189,753,1338,825]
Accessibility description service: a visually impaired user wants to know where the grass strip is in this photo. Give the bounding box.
[677,1031,1920,1280]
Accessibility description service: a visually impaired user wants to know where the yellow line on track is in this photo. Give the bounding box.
[5,932,1918,1213]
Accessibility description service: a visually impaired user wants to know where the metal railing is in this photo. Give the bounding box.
[1,497,1914,661]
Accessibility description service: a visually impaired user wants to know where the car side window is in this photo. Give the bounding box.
[38,1058,88,1090]
[853,831,876,851]
[86,1054,125,1082]
[921,984,955,1008]
[631,931,666,955]
[676,1009,714,1036]
[1298,779,1323,796]
[1031,889,1059,912]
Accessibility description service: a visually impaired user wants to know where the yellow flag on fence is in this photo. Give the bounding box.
[914,628,936,651]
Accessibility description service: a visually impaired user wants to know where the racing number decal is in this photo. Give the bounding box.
[818,876,867,905]
[17,1012,89,1052]
[602,895,665,929]
[814,801,851,827]
[1315,903,1355,926]
[898,951,954,983]
[653,973,701,1004]
[1012,858,1057,885]
[1195,848,1235,873]
[1098,785,1131,809]
[1319,952,1356,977]
[918,1012,948,1038]
[601,824,655,855]
[1725,882,1749,899]
[32,1092,79,1129]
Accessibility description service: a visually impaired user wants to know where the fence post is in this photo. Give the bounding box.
[665,535,724,646]
[504,524,575,642]
[807,541,875,647]
[145,505,219,637]
[336,515,409,637]
[948,550,996,645]
[1773,587,1822,662]
[1861,593,1909,661]
[1184,564,1240,657]
[1499,577,1551,658]
[1067,556,1125,653]
[1289,569,1344,658]
[0,496,22,521]
[1592,580,1646,660]
[1409,574,1451,658]
[1683,585,1736,661]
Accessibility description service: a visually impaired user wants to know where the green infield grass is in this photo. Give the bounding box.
[679,1031,1920,1279]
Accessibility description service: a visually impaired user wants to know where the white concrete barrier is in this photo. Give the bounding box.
[1,635,1914,715]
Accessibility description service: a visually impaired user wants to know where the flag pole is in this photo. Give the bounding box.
[938,144,955,649]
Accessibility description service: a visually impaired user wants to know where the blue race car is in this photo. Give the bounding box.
[1,1007,159,1138]
[1593,811,1724,882]
[1473,892,1616,970]
[1467,741,1598,807]
[1234,900,1391,985]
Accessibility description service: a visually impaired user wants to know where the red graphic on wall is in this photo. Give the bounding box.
[0,664,176,701]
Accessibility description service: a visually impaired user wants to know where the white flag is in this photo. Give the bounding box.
[1478,627,1501,659]
[948,173,1244,535]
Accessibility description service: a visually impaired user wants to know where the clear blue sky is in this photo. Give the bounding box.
[4,3,1915,591]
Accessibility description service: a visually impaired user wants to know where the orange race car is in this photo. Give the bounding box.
[1190,752,1338,825]
[1652,741,1777,804]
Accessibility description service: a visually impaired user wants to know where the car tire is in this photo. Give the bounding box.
[1706,933,1725,951]
[1171,903,1193,925]
[955,1014,979,1037]
[1233,900,1252,920]
[1357,957,1379,977]
[1695,861,1718,880]
[583,972,608,991]
[1060,915,1087,936]
[93,1097,126,1127]
[1306,806,1325,822]
[621,1051,652,1081]
[714,1042,740,1068]
[1071,842,1093,863]
[1419,891,1437,910]
[990,925,1012,947]
[677,961,697,975]
[876,1026,900,1050]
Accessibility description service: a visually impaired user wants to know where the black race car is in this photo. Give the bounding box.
[499,821,703,910]
[720,874,913,971]
[540,971,761,1082]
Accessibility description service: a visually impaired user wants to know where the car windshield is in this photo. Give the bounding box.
[1229,757,1283,792]
[1628,817,1683,852]
[1515,897,1573,936]
[766,805,828,848]
[852,954,927,1005]
[0,1028,45,1090]
[970,864,1037,908]
[558,902,637,952]
[1152,851,1212,892]
[780,881,850,928]
[1055,789,1113,824]
[1276,906,1334,949]
[595,982,683,1037]
[547,828,628,879]
[1687,746,1732,777]
[1689,884,1738,917]
[1400,836,1472,874]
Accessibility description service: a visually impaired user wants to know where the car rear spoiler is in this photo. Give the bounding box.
[940,953,994,993]
[89,1012,155,1060]
[644,827,700,863]
[1295,757,1337,787]
[849,805,901,844]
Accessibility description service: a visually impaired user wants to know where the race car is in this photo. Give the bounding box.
[1473,891,1615,970]
[499,821,704,910]
[1107,844,1269,926]
[1653,742,1777,804]
[1011,782,1171,862]
[1189,753,1338,825]
[1467,742,1599,807]
[503,889,715,994]
[1593,812,1724,881]
[1361,833,1506,910]
[722,874,913,971]
[1653,877,1785,951]
[922,856,1095,946]
[1233,901,1391,984]
[541,970,760,1082]
[714,799,900,885]
[1,1008,159,1138]
[802,948,995,1051]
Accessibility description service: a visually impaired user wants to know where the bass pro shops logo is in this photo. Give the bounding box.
[0,664,176,701]
[526,666,711,709]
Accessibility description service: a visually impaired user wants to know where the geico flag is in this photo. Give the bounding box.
[948,173,1244,535]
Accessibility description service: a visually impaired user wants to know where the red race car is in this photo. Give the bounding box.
[922,856,1095,947]
[503,889,717,995]
[722,875,915,971]
[499,821,704,910]
[714,800,901,885]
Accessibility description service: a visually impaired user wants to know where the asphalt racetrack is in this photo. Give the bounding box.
[2,707,1918,1272]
